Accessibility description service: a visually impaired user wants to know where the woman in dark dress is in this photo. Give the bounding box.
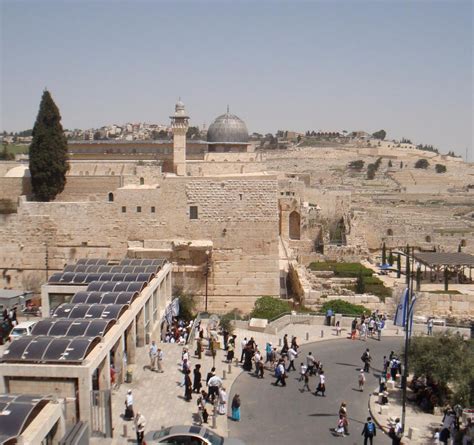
[243,346,253,371]
[184,370,193,401]
[193,364,202,393]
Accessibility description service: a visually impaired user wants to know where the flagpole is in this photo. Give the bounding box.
[401,246,414,433]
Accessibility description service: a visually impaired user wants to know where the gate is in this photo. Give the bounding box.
[90,390,112,437]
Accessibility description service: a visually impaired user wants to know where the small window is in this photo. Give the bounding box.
[151,206,155,213]
[122,206,126,213]
[108,192,114,202]
[140,177,144,185]
[387,229,393,236]
[137,206,142,213]
[239,194,243,201]
[425,235,431,243]
[190,206,198,220]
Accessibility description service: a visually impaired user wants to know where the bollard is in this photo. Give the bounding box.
[228,363,232,374]
[305,332,309,341]
[212,404,217,428]
[278,338,282,346]
[223,370,226,380]
[320,330,324,338]
[122,424,127,437]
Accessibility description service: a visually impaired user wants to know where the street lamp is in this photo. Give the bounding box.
[204,250,210,312]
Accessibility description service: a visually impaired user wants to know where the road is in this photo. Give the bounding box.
[228,336,403,445]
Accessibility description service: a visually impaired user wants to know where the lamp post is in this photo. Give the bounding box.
[204,250,210,312]
[44,240,49,283]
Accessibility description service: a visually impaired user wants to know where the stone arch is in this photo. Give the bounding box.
[425,235,431,243]
[387,228,393,236]
[461,239,467,247]
[140,177,145,185]
[108,192,114,202]
[289,211,301,240]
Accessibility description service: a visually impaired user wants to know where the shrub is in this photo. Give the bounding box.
[173,287,197,321]
[250,296,291,320]
[219,309,243,334]
[435,164,447,173]
[309,262,373,277]
[367,164,376,179]
[319,299,369,316]
[348,159,364,170]
[415,158,429,169]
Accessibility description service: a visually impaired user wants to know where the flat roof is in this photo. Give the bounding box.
[0,290,33,300]
[414,252,474,267]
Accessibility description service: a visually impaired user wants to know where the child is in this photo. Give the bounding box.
[335,415,345,437]
[358,369,366,391]
[299,363,307,382]
[335,320,342,336]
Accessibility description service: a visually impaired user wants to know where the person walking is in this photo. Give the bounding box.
[286,346,297,372]
[197,391,209,425]
[226,340,235,363]
[265,342,272,364]
[193,364,202,393]
[301,369,311,392]
[361,416,376,445]
[427,317,434,336]
[361,348,371,372]
[124,390,134,420]
[339,402,349,435]
[274,360,286,387]
[149,340,158,371]
[196,337,203,359]
[231,394,241,421]
[388,418,403,444]
[358,369,366,391]
[314,370,326,396]
[208,374,223,403]
[156,348,164,373]
[299,362,307,382]
[184,369,193,401]
[218,387,227,415]
[134,412,146,444]
[240,337,247,363]
[306,351,316,375]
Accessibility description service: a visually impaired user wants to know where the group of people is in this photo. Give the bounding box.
[350,311,387,341]
[162,318,193,345]
[123,389,146,444]
[434,406,473,444]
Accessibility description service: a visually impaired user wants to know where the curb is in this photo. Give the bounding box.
[368,390,391,435]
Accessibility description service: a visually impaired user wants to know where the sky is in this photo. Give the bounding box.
[1,0,472,157]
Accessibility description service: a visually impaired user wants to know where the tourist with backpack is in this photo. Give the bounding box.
[361,416,376,445]
[274,359,286,386]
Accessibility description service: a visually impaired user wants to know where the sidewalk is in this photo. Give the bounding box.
[369,381,442,444]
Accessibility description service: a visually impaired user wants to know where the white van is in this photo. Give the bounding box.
[8,321,37,342]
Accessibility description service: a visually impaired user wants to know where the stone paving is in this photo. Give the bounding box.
[369,381,443,444]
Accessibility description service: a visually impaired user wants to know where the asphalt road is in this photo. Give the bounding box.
[228,336,403,445]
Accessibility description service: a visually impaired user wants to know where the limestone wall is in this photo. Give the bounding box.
[55,176,122,201]
[0,177,31,201]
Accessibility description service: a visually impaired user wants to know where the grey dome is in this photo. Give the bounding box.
[207,112,249,143]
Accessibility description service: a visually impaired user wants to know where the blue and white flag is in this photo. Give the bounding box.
[394,288,409,327]
[408,294,417,337]
[171,297,180,317]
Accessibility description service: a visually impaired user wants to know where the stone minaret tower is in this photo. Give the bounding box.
[170,99,189,176]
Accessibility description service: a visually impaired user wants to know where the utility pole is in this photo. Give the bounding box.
[204,250,210,312]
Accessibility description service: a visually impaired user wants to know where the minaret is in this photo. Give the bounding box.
[170,99,189,176]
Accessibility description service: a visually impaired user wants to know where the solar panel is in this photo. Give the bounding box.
[112,282,130,292]
[67,320,90,336]
[48,273,63,283]
[1,338,30,360]
[65,337,100,361]
[72,273,88,284]
[85,320,113,337]
[43,338,71,361]
[86,281,102,291]
[49,320,73,336]
[23,337,51,361]
[31,320,53,336]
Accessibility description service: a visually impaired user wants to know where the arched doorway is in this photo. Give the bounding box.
[289,211,301,240]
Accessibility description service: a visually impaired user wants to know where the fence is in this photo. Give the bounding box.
[90,390,112,437]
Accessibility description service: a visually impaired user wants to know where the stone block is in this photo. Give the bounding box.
[249,318,268,332]
[408,427,419,440]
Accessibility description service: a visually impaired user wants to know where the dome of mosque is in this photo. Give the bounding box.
[207,111,249,143]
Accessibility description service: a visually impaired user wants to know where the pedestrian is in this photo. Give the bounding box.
[361,348,371,372]
[351,317,358,340]
[124,390,134,420]
[335,320,342,336]
[184,369,192,401]
[265,342,272,363]
[226,340,235,363]
[222,328,229,350]
[359,369,366,391]
[196,337,203,359]
[193,364,202,393]
[390,357,398,381]
[302,369,311,392]
[306,351,316,375]
[231,394,241,421]
[388,418,403,445]
[240,337,247,363]
[314,370,326,396]
[156,348,164,373]
[253,349,262,376]
[361,416,376,445]
[286,346,297,372]
[274,360,286,387]
[339,402,349,435]
[149,340,158,371]
[134,412,146,444]
[427,317,434,336]
[197,391,209,425]
[291,336,299,351]
[218,387,227,415]
[299,362,307,382]
[208,374,222,403]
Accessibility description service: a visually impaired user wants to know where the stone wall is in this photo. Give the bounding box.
[55,176,122,201]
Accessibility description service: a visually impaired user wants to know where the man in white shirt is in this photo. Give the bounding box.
[253,350,261,376]
[240,337,247,363]
[306,352,316,375]
[274,360,286,387]
[287,347,298,372]
[149,341,158,371]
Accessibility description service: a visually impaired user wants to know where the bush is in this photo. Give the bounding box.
[219,309,243,334]
[435,164,447,173]
[309,261,373,277]
[173,287,197,321]
[250,296,292,321]
[320,299,369,316]
[367,164,376,179]
[415,158,429,169]
[348,160,364,170]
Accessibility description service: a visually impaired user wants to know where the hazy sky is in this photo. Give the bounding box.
[1,0,472,156]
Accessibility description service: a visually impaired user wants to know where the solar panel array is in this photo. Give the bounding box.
[63,264,159,274]
[48,272,154,285]
[0,395,49,444]
[86,281,146,292]
[120,258,167,267]
[31,319,114,337]
[52,303,128,320]
[76,258,109,266]
[1,336,101,364]
[71,291,138,305]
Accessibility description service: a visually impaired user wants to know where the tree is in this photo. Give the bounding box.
[348,159,364,170]
[355,269,366,294]
[367,163,376,180]
[372,129,386,140]
[29,90,69,201]
[406,334,474,407]
[186,126,200,139]
[381,242,387,265]
[415,158,429,169]
[435,164,447,173]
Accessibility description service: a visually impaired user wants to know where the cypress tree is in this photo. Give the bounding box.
[29,90,69,201]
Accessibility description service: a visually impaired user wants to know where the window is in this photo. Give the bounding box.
[239,194,243,201]
[137,206,142,213]
[140,177,144,185]
[387,229,393,236]
[151,206,155,213]
[122,206,126,213]
[190,206,198,219]
[425,235,431,243]
[108,192,114,202]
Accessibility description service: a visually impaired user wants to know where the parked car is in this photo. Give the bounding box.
[8,321,37,342]
[144,425,245,445]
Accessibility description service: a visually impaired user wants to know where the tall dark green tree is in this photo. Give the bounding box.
[29,90,69,201]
